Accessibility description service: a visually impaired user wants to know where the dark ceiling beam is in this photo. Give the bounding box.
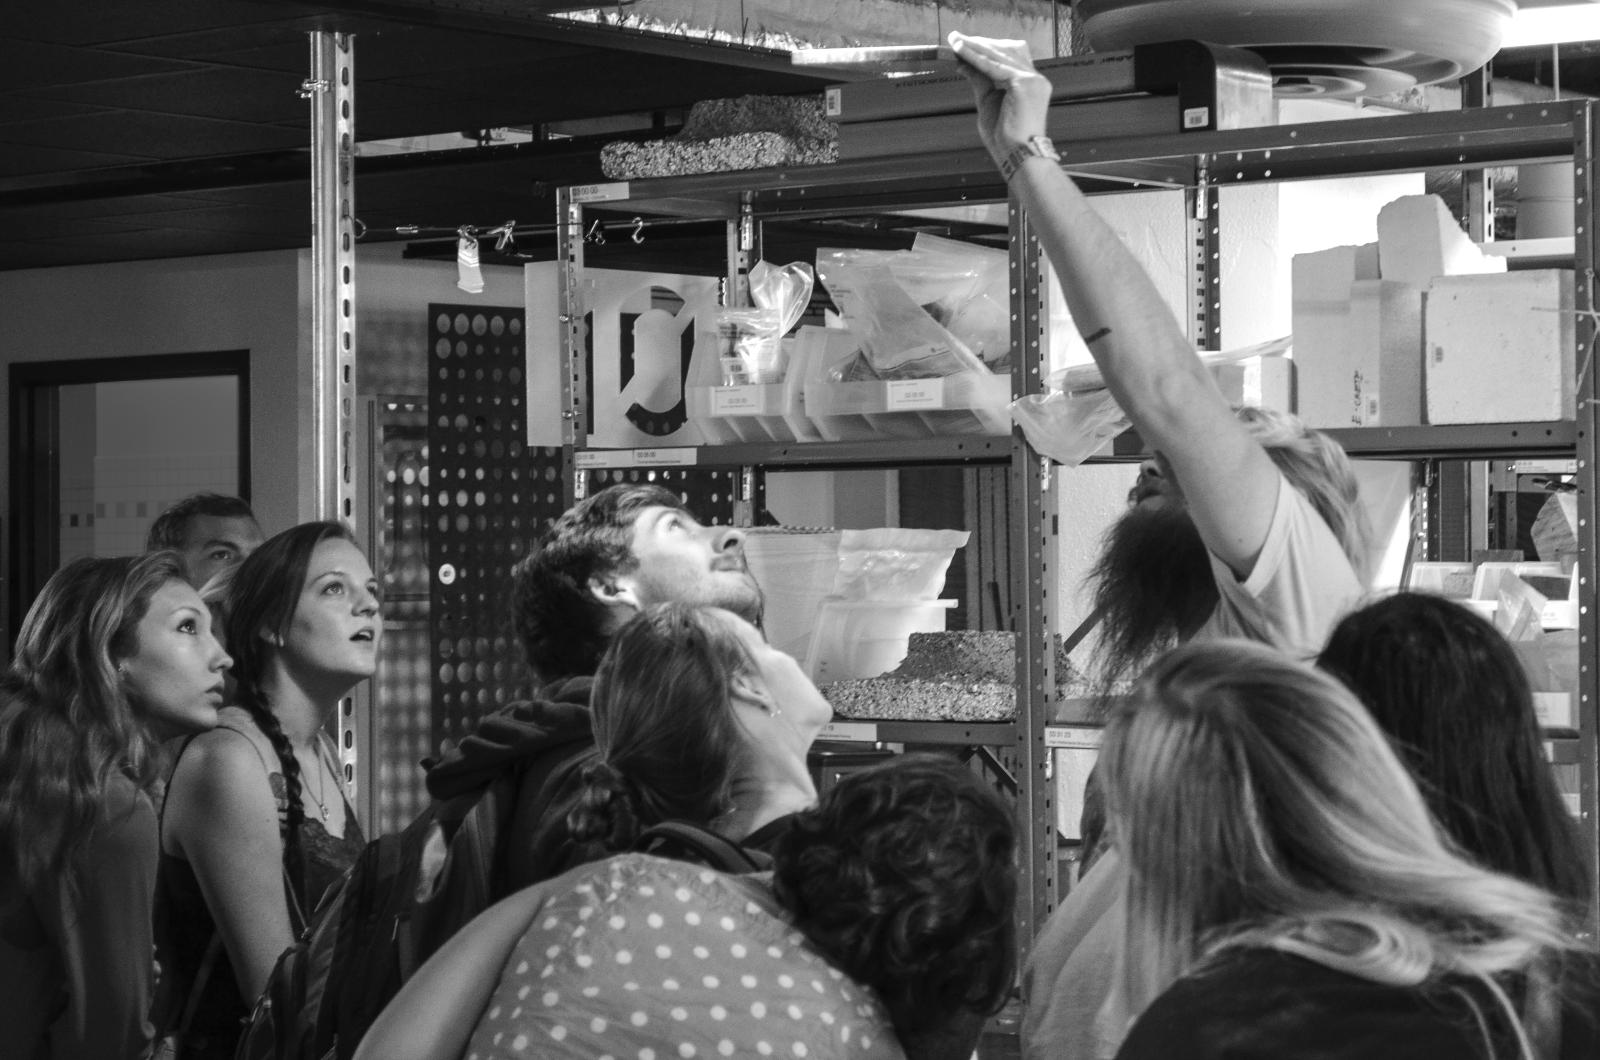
[274,0,852,82]
[0,135,619,207]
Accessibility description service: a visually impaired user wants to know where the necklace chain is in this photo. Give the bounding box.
[304,742,333,822]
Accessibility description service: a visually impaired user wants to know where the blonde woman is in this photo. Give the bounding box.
[1100,640,1597,1060]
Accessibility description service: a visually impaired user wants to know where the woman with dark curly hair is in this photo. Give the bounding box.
[1,552,231,1060]
[354,753,1016,1060]
[158,521,380,1058]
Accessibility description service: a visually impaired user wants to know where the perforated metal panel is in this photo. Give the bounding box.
[428,304,568,748]
[372,397,431,835]
[580,466,745,526]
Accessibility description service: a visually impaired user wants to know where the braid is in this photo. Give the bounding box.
[240,685,307,898]
[566,759,642,853]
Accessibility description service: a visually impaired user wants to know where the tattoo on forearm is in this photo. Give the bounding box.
[1083,326,1112,345]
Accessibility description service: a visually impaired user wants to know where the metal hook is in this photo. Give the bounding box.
[630,216,645,244]
[495,221,517,253]
[351,217,368,240]
[585,219,606,245]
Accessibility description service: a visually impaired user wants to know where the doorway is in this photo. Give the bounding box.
[9,350,249,650]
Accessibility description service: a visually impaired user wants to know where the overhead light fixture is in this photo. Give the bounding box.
[1502,1,1600,47]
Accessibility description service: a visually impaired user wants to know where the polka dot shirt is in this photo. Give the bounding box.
[463,854,904,1060]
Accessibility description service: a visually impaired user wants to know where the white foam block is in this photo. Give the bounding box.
[1377,194,1506,287]
[1292,244,1379,428]
[1347,279,1423,426]
[1212,355,1295,413]
[1425,270,1575,424]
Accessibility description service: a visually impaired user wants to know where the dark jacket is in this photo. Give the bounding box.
[423,675,596,894]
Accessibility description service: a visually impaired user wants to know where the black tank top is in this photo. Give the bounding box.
[156,725,364,1060]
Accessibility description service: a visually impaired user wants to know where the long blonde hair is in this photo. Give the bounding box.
[1102,640,1585,1054]
[1239,406,1371,582]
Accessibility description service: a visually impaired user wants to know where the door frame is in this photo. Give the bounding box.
[8,349,250,644]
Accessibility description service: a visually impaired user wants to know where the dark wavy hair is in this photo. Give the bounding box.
[773,753,1018,1049]
[0,552,185,892]
[1318,591,1592,908]
[510,482,688,682]
[549,603,752,862]
[146,491,256,551]
[223,520,357,889]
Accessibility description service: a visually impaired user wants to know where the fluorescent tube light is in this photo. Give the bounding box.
[1502,2,1600,47]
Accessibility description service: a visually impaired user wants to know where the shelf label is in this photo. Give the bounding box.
[570,181,629,204]
[633,447,698,467]
[886,378,944,411]
[1182,105,1211,130]
[575,449,634,469]
[818,721,879,743]
[711,386,762,415]
[1044,726,1104,749]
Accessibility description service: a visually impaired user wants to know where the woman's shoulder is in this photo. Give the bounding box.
[1119,947,1500,1060]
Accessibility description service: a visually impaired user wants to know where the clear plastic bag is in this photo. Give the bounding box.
[831,528,971,601]
[816,243,1000,380]
[716,260,814,384]
[1009,388,1129,467]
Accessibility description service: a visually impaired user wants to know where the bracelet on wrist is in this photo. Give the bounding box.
[999,135,1061,182]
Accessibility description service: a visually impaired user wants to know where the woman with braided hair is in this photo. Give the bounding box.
[158,521,381,1059]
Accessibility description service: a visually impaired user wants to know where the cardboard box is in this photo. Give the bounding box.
[1425,270,1575,424]
[1291,243,1379,428]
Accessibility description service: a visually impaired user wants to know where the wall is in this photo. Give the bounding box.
[0,251,303,582]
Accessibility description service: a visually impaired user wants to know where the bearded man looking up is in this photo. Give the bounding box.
[949,31,1373,1060]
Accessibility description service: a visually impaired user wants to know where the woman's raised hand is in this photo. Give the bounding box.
[947,32,1052,166]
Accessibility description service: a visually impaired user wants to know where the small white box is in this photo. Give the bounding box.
[1533,692,1575,730]
[1425,270,1575,424]
[1211,355,1295,413]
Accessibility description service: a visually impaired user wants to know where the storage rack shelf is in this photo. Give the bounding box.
[559,96,1600,945]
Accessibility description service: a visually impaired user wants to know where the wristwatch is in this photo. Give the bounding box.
[999,135,1060,182]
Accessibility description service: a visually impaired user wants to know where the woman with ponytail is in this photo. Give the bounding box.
[158,521,380,1059]
[1103,640,1598,1060]
[1,553,231,1060]
[533,600,831,873]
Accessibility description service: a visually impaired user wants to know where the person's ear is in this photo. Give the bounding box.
[588,572,641,613]
[257,627,283,647]
[729,669,775,713]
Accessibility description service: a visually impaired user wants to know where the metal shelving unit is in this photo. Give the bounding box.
[557,96,1600,939]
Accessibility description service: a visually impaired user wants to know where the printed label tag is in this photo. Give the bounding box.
[886,378,944,410]
[575,450,633,469]
[817,721,879,742]
[1044,726,1104,749]
[571,182,630,204]
[633,448,698,467]
[711,386,761,415]
[824,87,842,118]
[1182,106,1210,130]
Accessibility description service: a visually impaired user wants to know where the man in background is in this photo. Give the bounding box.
[146,492,265,589]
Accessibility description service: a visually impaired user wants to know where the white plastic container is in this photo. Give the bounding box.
[805,371,1011,441]
[804,598,956,682]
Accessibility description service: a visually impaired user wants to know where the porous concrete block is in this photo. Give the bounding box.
[1377,194,1505,287]
[1425,270,1574,424]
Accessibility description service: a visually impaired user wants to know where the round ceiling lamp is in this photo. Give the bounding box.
[1074,0,1517,97]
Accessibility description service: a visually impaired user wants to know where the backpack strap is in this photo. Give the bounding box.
[633,821,773,874]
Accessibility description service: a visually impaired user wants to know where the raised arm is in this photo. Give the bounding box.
[164,727,298,1002]
[949,32,1283,577]
[352,883,552,1060]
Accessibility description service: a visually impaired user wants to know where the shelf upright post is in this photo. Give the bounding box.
[1187,159,1222,351]
[730,193,764,526]
[558,185,586,507]
[307,29,364,811]
[1575,103,1600,928]
[1010,196,1057,954]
